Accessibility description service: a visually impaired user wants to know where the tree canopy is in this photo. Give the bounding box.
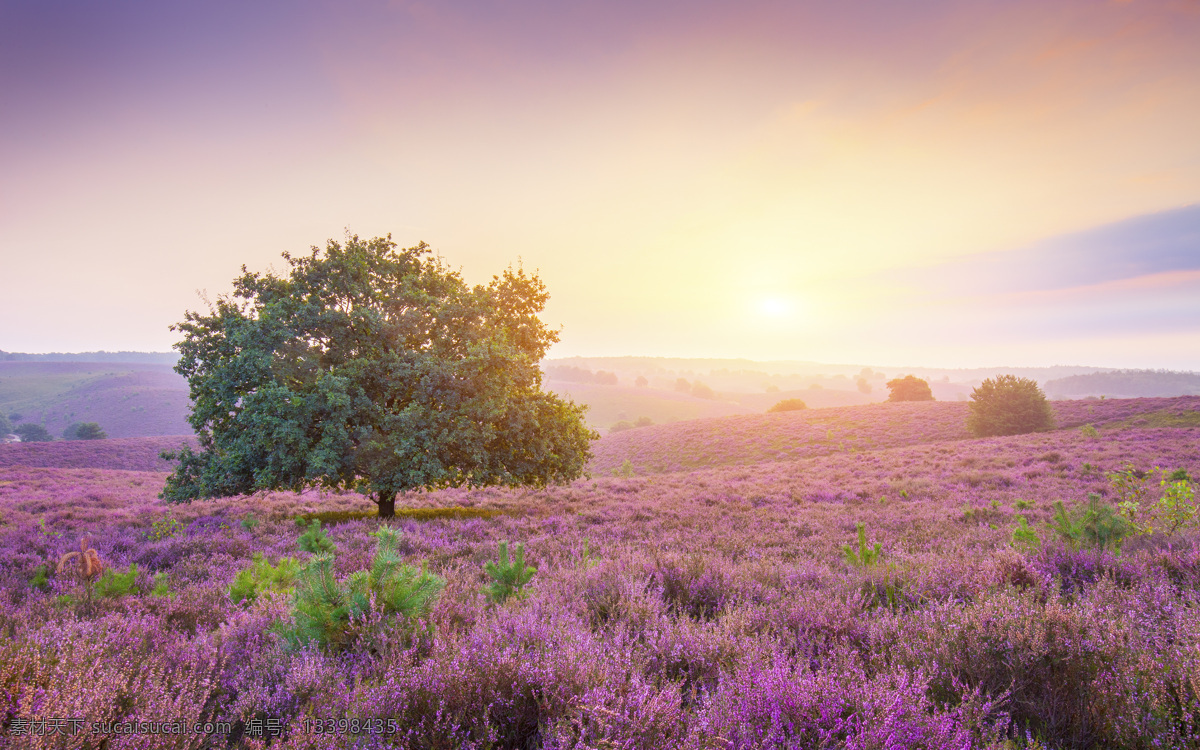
[161,235,598,517]
[886,375,934,402]
[14,424,53,442]
[967,374,1055,437]
[64,422,107,440]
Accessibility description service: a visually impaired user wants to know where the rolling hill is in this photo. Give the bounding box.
[0,361,191,438]
[588,394,1200,475]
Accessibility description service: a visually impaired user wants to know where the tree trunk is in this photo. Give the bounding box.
[377,491,396,519]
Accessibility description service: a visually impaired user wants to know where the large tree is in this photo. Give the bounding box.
[161,235,598,517]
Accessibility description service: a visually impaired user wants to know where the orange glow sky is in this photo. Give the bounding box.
[2,0,1199,368]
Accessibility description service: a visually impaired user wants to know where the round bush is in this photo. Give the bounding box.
[967,374,1054,436]
[767,398,807,413]
[886,375,934,402]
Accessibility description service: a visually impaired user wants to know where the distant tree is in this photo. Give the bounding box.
[634,416,654,427]
[609,420,634,433]
[15,424,53,442]
[0,413,11,436]
[9,413,23,422]
[886,375,934,402]
[768,398,807,413]
[545,365,597,383]
[967,375,1054,437]
[76,423,107,440]
[691,381,716,399]
[634,375,648,388]
[63,422,82,439]
[594,370,618,386]
[856,377,872,394]
[765,384,780,393]
[160,234,598,518]
[674,378,691,393]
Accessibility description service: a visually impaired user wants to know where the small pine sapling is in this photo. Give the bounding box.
[298,519,336,555]
[279,527,443,651]
[29,564,49,590]
[356,527,444,622]
[229,553,301,605]
[150,572,174,599]
[1049,494,1130,552]
[1011,515,1041,552]
[1049,502,1080,548]
[240,515,260,532]
[842,522,883,567]
[484,541,537,603]
[282,555,351,650]
[578,537,598,569]
[94,564,139,599]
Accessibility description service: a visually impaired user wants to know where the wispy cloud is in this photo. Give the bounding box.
[887,203,1200,296]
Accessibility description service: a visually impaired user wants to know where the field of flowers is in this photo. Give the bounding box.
[590,396,1200,475]
[0,397,1198,749]
[0,436,196,472]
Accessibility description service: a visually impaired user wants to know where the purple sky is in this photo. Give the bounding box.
[3,0,1199,367]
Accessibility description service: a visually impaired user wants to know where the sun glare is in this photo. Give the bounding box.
[757,297,795,318]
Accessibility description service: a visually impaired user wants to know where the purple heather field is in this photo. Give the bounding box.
[1,398,1199,749]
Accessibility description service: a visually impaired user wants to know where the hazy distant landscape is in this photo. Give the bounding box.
[4,351,1199,441]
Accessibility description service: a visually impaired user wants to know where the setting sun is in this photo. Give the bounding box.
[756,296,798,319]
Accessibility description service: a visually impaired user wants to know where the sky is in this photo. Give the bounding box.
[2,0,1199,369]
